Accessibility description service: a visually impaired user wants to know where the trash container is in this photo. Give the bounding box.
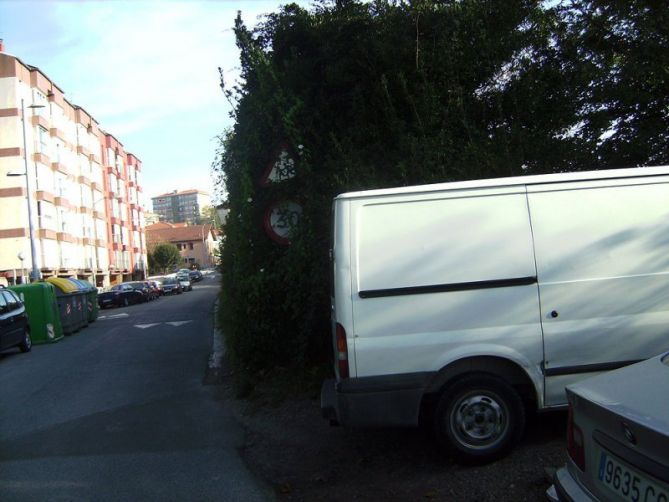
[8,282,64,344]
[77,279,99,323]
[64,279,90,331]
[46,277,87,334]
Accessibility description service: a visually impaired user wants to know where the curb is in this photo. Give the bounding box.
[204,297,226,385]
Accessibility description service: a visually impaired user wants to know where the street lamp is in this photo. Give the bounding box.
[7,99,45,282]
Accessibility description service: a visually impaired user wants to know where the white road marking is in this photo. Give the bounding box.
[132,321,193,329]
[165,321,192,327]
[98,313,129,320]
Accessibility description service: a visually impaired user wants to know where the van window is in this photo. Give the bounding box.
[356,193,536,292]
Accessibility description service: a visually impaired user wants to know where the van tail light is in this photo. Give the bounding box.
[567,404,586,471]
[335,323,349,379]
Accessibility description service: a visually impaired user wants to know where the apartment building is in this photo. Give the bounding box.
[151,189,211,225]
[0,44,147,287]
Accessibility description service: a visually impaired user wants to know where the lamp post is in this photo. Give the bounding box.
[7,99,45,282]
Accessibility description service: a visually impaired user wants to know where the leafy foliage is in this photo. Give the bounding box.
[148,243,182,275]
[214,0,668,391]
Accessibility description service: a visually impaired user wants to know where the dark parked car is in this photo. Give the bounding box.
[0,286,31,353]
[128,281,157,301]
[161,277,183,295]
[98,283,146,308]
[188,270,203,282]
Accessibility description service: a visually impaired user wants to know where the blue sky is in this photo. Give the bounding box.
[0,0,310,205]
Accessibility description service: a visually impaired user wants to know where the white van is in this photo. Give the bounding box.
[321,166,669,463]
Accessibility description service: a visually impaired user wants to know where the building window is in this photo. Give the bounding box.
[38,127,49,155]
[189,242,194,250]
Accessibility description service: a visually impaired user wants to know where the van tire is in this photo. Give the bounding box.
[433,373,525,464]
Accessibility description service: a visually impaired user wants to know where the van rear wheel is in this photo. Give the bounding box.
[433,373,525,464]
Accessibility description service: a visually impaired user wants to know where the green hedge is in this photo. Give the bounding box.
[214,0,669,391]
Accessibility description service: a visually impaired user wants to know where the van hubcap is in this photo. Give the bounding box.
[451,394,507,447]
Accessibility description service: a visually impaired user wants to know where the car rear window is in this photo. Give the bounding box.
[1,290,20,310]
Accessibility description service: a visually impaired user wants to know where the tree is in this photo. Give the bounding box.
[198,205,222,228]
[149,243,182,275]
[214,0,668,391]
[552,0,669,167]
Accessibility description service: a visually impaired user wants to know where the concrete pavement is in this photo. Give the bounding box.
[0,273,271,501]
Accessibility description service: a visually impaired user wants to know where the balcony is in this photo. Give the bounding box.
[95,238,106,248]
[56,232,76,243]
[93,210,105,220]
[32,152,51,166]
[37,228,57,240]
[79,206,93,215]
[77,145,91,157]
[31,115,50,129]
[54,196,73,209]
[49,127,67,141]
[50,161,68,175]
[77,175,91,186]
[35,190,55,203]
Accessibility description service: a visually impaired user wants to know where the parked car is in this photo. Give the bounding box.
[161,277,183,295]
[126,281,155,301]
[98,283,146,308]
[148,280,163,296]
[0,286,31,353]
[547,351,669,501]
[177,274,192,292]
[189,270,203,282]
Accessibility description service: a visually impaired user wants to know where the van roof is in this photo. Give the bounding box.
[335,165,669,200]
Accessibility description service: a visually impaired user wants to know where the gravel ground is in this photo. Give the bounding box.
[214,372,568,502]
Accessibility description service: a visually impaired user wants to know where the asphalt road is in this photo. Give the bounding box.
[0,273,271,501]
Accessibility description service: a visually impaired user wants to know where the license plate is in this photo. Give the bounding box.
[598,451,669,502]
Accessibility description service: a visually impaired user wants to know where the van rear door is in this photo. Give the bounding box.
[528,177,669,406]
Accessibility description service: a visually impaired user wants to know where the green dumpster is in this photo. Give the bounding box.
[76,279,98,323]
[46,277,86,334]
[8,282,64,344]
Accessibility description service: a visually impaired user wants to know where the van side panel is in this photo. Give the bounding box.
[350,191,544,383]
[528,178,669,406]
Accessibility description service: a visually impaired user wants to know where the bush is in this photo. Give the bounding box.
[214,0,669,392]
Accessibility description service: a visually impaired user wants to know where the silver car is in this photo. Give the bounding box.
[177,274,192,292]
[547,352,669,501]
